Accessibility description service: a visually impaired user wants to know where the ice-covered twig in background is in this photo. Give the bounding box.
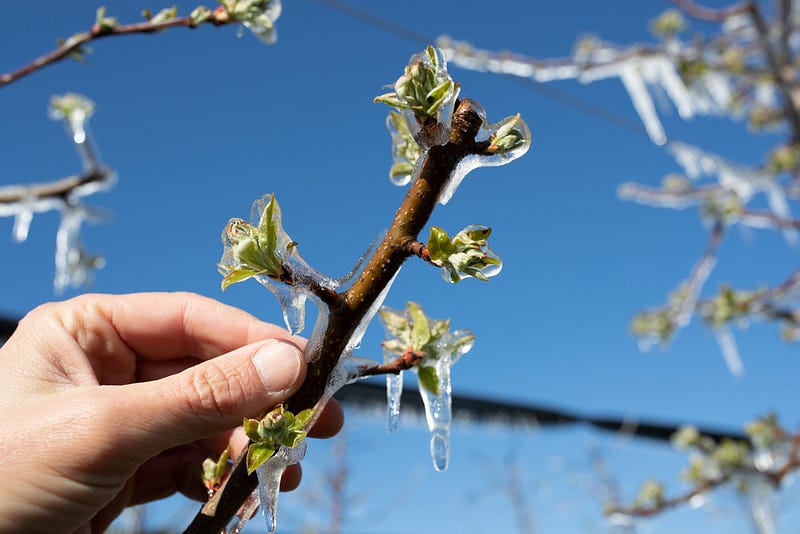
[0,2,283,89]
[0,93,114,292]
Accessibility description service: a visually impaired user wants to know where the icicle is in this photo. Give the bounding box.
[385,371,403,432]
[618,62,667,145]
[54,205,103,293]
[417,358,453,471]
[255,442,307,533]
[746,475,777,534]
[416,328,473,471]
[713,325,745,375]
[12,207,33,243]
[438,101,531,205]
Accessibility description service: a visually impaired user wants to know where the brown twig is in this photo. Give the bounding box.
[404,240,434,263]
[356,350,424,378]
[669,0,751,22]
[0,11,230,88]
[182,99,491,534]
[0,168,111,204]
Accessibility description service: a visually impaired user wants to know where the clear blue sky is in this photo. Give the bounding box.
[2,1,799,532]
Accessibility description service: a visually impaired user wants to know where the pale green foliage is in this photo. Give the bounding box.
[387,110,422,179]
[374,45,457,120]
[94,6,118,33]
[634,479,665,507]
[202,447,231,492]
[649,9,687,37]
[49,93,94,119]
[487,113,526,156]
[745,413,781,449]
[379,302,474,394]
[142,6,178,24]
[700,285,760,327]
[219,0,282,44]
[427,225,501,283]
[218,194,296,290]
[244,405,315,474]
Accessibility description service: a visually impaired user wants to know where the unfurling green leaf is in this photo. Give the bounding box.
[426,225,502,283]
[418,365,440,395]
[408,302,431,348]
[246,443,275,474]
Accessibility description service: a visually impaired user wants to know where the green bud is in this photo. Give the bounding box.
[649,9,687,37]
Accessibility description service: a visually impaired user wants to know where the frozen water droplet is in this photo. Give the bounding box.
[228,489,260,533]
[256,278,308,335]
[689,493,707,509]
[430,430,450,471]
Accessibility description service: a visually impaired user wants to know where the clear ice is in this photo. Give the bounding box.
[2,94,115,292]
[255,442,307,533]
[438,101,531,205]
[242,0,282,45]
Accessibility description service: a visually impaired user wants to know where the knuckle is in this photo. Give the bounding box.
[182,361,247,422]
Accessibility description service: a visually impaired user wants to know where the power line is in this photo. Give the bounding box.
[309,0,650,140]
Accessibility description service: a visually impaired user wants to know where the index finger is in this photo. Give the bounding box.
[55,292,297,362]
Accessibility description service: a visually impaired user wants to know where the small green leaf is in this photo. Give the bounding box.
[418,365,440,395]
[221,267,266,291]
[408,302,431,348]
[243,417,261,442]
[427,227,453,261]
[286,430,307,448]
[378,308,412,342]
[293,409,315,429]
[246,444,275,475]
[374,93,407,110]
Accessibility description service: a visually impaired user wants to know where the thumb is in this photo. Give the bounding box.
[110,339,306,456]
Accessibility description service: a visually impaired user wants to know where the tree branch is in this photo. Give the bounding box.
[182,99,489,534]
[0,11,231,89]
[0,168,110,204]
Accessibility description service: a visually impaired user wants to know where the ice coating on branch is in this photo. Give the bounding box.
[218,194,337,334]
[667,142,796,241]
[439,101,531,204]
[226,489,260,533]
[322,269,400,407]
[378,303,474,470]
[255,442,307,533]
[1,93,114,292]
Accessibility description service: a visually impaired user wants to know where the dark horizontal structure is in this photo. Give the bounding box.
[335,381,747,444]
[0,315,746,444]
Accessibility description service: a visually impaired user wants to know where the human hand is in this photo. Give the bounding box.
[0,292,343,533]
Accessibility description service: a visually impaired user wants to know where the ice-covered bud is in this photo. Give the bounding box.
[662,174,692,194]
[374,46,458,124]
[671,426,701,449]
[218,194,295,290]
[634,480,665,507]
[189,6,212,26]
[720,48,745,74]
[49,93,94,120]
[202,447,231,495]
[631,309,674,345]
[745,413,781,449]
[220,0,282,44]
[244,405,314,474]
[748,106,781,130]
[712,439,750,473]
[142,6,178,24]
[487,113,526,156]
[768,144,800,173]
[649,9,687,38]
[700,285,757,326]
[427,225,502,283]
[701,194,742,222]
[386,110,422,186]
[93,6,118,34]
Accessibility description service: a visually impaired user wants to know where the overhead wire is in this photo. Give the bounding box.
[309,0,651,140]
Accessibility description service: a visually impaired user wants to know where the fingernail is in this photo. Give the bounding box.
[252,340,304,392]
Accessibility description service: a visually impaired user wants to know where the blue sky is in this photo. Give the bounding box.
[2,1,799,532]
